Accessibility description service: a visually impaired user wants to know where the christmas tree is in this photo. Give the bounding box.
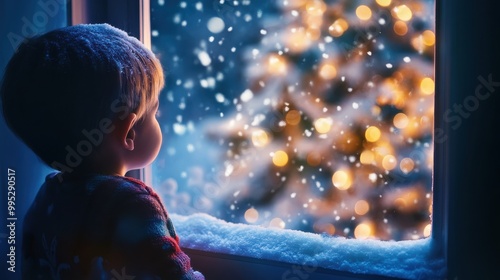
[202,0,434,241]
[152,0,435,241]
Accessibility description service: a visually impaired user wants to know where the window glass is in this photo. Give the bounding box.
[150,0,434,241]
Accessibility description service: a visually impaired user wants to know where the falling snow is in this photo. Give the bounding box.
[151,0,435,242]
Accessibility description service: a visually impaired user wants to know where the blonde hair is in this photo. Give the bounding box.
[114,27,164,120]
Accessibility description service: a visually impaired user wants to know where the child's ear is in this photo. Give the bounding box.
[115,113,137,151]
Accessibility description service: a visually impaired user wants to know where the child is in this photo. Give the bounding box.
[1,24,204,280]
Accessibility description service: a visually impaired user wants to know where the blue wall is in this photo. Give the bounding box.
[0,1,66,279]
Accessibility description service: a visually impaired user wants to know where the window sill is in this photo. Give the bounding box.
[171,214,445,280]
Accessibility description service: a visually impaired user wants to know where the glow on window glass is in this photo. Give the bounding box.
[151,0,434,241]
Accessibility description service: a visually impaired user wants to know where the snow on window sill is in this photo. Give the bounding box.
[171,213,445,280]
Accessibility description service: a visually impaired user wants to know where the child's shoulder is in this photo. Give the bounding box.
[89,173,152,193]
[39,172,166,219]
[45,171,155,197]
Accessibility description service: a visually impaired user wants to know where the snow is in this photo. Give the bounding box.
[171,213,446,279]
[197,51,212,66]
[207,17,225,33]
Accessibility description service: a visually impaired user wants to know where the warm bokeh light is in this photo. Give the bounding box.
[365,126,381,142]
[382,154,397,170]
[392,5,413,21]
[267,54,287,75]
[328,18,349,37]
[314,117,332,134]
[373,141,395,162]
[269,217,286,229]
[252,129,270,147]
[285,0,307,8]
[399,157,415,174]
[319,63,337,80]
[305,0,327,16]
[355,200,370,215]
[272,150,289,167]
[360,150,375,165]
[393,21,408,36]
[285,27,314,52]
[286,110,302,125]
[354,223,372,239]
[423,223,432,237]
[244,208,259,223]
[402,117,421,138]
[332,170,352,190]
[393,113,409,129]
[422,30,435,46]
[411,35,425,53]
[420,77,435,95]
[376,0,392,7]
[356,5,372,21]
[371,105,381,116]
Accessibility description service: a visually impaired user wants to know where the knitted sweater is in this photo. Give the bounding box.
[22,172,204,280]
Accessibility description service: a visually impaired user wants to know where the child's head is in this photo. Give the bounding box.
[1,24,164,173]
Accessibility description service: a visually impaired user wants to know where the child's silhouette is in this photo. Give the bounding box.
[1,23,204,280]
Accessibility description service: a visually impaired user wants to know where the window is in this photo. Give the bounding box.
[5,0,497,279]
[0,0,442,279]
[150,0,435,242]
[147,1,445,278]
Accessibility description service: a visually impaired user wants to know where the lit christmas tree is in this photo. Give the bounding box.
[201,0,434,241]
[151,0,435,241]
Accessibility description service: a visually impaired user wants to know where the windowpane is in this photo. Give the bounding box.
[150,0,434,241]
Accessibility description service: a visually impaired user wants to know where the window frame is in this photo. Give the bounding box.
[71,0,154,185]
[149,1,448,278]
[70,0,449,279]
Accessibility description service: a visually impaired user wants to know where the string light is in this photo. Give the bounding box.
[355,200,370,215]
[360,150,376,165]
[393,113,409,129]
[393,21,408,36]
[422,30,435,46]
[354,222,373,239]
[267,54,287,75]
[365,126,381,142]
[252,129,270,147]
[244,208,259,223]
[400,157,415,174]
[420,77,435,95]
[272,150,289,167]
[332,170,352,190]
[269,217,286,229]
[356,5,372,21]
[314,117,332,134]
[382,155,397,170]
[423,224,432,237]
[392,5,413,21]
[328,18,349,37]
[319,63,337,80]
[376,0,392,7]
